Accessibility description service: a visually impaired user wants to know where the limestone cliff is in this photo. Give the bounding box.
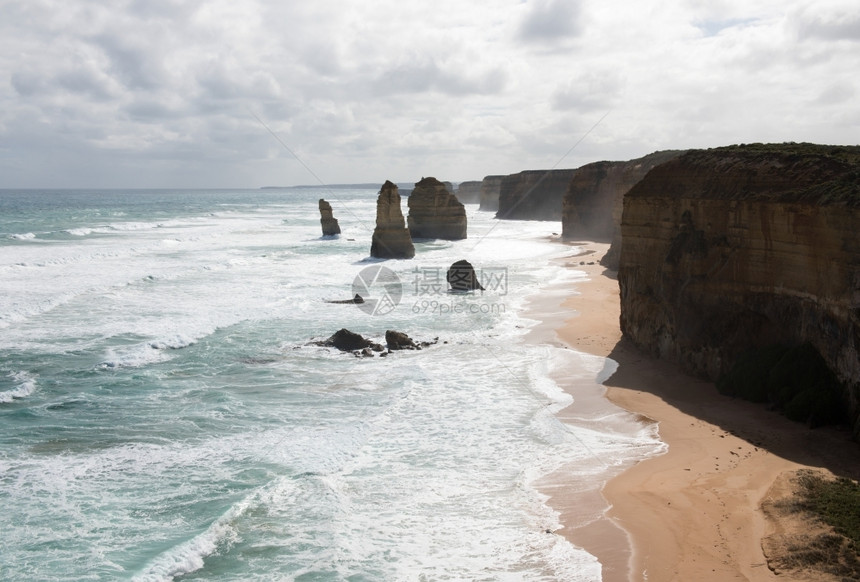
[496,169,577,221]
[407,177,467,240]
[455,181,482,204]
[561,151,684,268]
[318,198,341,236]
[371,181,415,259]
[617,143,860,434]
[479,175,504,212]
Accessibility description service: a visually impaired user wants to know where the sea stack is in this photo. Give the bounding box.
[319,199,341,236]
[370,181,415,259]
[407,177,467,240]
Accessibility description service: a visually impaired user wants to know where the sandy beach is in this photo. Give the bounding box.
[538,241,860,582]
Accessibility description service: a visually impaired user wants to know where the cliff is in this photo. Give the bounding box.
[479,175,504,212]
[370,180,415,259]
[496,169,577,220]
[455,181,482,204]
[407,177,467,240]
[318,198,341,236]
[561,151,684,268]
[617,143,860,434]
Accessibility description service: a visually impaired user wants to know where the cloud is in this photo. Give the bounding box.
[374,57,508,96]
[794,6,860,41]
[0,0,858,188]
[518,0,584,44]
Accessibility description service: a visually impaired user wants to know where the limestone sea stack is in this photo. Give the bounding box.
[319,198,341,236]
[407,177,467,240]
[370,181,415,259]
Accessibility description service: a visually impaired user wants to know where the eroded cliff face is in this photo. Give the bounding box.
[455,181,482,204]
[479,175,504,212]
[496,169,577,220]
[560,151,684,268]
[618,144,860,434]
[407,177,467,240]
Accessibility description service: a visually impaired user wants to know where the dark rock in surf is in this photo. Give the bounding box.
[325,294,365,305]
[386,330,421,351]
[447,260,484,292]
[317,329,383,352]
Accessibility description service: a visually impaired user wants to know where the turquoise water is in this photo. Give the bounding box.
[0,188,661,581]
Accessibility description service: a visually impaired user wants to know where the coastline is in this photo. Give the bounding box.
[531,241,860,581]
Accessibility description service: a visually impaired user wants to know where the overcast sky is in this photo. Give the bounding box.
[1,0,858,188]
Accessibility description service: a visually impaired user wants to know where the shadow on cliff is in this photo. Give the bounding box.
[602,337,860,481]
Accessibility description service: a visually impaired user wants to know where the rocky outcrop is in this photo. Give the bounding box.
[371,181,415,259]
[319,199,341,236]
[561,151,684,268]
[386,330,420,350]
[479,175,504,212]
[455,181,482,204]
[407,177,467,240]
[447,260,484,292]
[316,329,384,353]
[496,169,577,220]
[617,143,860,434]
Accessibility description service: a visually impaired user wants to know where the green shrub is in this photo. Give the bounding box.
[797,472,860,547]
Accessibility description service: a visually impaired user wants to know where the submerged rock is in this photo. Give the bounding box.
[325,294,365,305]
[447,260,484,292]
[370,181,415,259]
[319,199,341,236]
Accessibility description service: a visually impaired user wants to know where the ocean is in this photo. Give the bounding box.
[0,188,663,581]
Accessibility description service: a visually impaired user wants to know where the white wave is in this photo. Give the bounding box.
[9,232,36,240]
[0,371,37,403]
[64,227,94,236]
[98,345,172,369]
[132,502,245,582]
[148,334,197,350]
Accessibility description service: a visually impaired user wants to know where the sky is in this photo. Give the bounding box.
[1,0,858,189]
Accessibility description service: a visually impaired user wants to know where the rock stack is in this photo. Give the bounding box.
[407,177,467,240]
[319,199,341,236]
[370,181,415,259]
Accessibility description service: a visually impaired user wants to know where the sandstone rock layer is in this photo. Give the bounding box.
[617,143,860,434]
[371,181,415,259]
[407,177,467,240]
